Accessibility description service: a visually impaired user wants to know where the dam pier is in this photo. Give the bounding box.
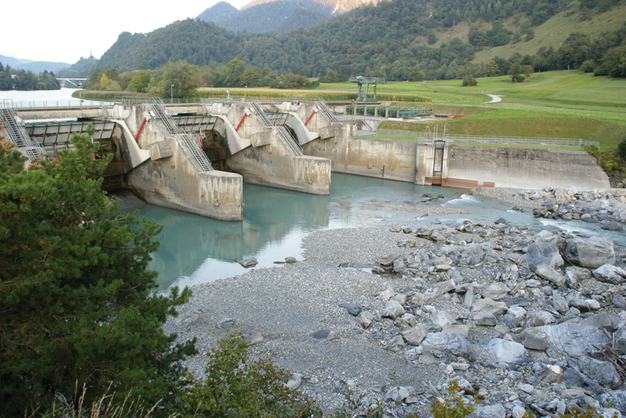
[0,98,610,221]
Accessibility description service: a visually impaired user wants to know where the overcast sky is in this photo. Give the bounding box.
[1,0,249,64]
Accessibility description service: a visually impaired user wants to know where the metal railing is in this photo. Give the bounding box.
[373,129,599,149]
[315,98,339,123]
[2,99,113,109]
[250,101,302,156]
[0,107,46,159]
[149,98,213,172]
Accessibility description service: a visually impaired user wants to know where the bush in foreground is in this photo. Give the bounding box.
[0,132,195,417]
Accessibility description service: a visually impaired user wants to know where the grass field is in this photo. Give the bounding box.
[333,71,626,151]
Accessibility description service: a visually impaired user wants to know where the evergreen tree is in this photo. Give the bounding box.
[0,132,196,416]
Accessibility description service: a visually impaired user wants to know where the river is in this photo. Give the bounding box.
[129,173,626,289]
[3,89,623,289]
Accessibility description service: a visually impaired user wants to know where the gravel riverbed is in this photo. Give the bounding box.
[164,186,626,417]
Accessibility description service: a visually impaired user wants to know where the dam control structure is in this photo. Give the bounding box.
[0,98,610,221]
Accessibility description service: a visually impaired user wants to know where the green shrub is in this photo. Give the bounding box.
[431,381,479,418]
[181,332,320,417]
[462,74,478,86]
[618,139,626,160]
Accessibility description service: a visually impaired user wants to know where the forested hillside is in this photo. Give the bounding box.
[81,0,625,80]
[197,0,332,33]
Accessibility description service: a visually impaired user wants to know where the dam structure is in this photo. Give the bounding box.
[0,98,610,221]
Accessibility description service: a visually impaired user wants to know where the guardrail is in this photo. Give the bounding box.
[373,129,599,149]
[1,100,113,109]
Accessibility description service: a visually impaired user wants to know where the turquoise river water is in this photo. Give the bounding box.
[129,174,625,289]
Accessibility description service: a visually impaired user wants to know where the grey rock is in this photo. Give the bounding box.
[246,329,264,345]
[578,356,622,389]
[382,300,405,319]
[398,313,418,330]
[540,323,610,358]
[472,298,508,316]
[602,391,626,414]
[535,264,566,287]
[393,258,405,273]
[477,404,506,418]
[402,326,426,346]
[357,311,374,329]
[483,283,510,300]
[613,327,626,355]
[537,364,563,384]
[286,373,303,390]
[552,290,569,313]
[613,293,626,309]
[564,237,615,268]
[473,312,497,326]
[527,310,556,326]
[581,312,620,332]
[311,330,334,340]
[512,406,527,418]
[486,339,529,369]
[524,241,564,272]
[378,287,395,301]
[520,328,549,351]
[601,221,623,231]
[385,386,410,402]
[420,332,472,358]
[430,310,455,328]
[338,303,361,317]
[384,335,405,352]
[237,257,258,267]
[593,264,626,284]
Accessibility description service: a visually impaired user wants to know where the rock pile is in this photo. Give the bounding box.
[341,218,626,417]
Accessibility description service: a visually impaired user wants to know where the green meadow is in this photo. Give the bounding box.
[317,71,626,151]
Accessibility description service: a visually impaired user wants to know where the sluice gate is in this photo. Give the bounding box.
[1,98,610,221]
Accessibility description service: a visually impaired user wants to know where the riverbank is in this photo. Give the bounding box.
[164,186,626,416]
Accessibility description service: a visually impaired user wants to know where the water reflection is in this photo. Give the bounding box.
[134,175,625,289]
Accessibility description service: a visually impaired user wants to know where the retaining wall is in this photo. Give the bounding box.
[447,146,610,189]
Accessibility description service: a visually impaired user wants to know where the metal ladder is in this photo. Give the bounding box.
[0,107,45,160]
[251,101,302,156]
[149,98,213,172]
[316,98,339,123]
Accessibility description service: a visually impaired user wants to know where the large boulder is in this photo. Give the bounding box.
[578,356,622,389]
[524,242,564,272]
[420,332,472,358]
[564,237,615,268]
[593,264,626,284]
[540,323,610,358]
[486,339,529,369]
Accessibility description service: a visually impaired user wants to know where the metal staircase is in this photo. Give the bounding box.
[316,99,339,123]
[149,98,213,172]
[250,101,302,156]
[0,106,45,160]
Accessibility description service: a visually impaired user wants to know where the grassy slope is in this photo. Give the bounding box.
[352,71,626,150]
[399,0,626,61]
[473,2,626,63]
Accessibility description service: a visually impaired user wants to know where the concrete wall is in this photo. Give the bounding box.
[227,127,331,195]
[127,105,244,221]
[446,146,610,189]
[302,125,420,182]
[303,126,610,189]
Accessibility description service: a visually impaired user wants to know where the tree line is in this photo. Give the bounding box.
[83,59,320,98]
[0,63,60,91]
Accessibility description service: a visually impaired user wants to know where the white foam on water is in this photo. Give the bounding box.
[539,219,594,236]
[444,194,480,206]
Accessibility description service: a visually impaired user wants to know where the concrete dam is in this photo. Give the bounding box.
[0,98,610,221]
